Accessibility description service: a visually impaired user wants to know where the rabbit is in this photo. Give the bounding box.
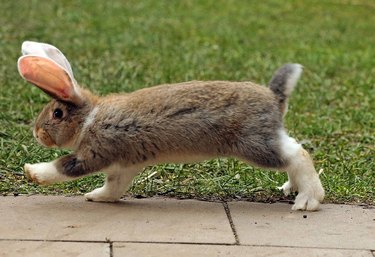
[18,41,324,211]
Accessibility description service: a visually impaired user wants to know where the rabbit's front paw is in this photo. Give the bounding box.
[85,187,120,202]
[24,162,68,185]
[24,162,55,185]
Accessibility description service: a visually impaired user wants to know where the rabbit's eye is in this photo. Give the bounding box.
[53,108,64,119]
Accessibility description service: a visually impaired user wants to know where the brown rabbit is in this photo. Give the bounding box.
[18,41,324,211]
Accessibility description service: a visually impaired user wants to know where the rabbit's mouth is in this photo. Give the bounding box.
[33,128,56,148]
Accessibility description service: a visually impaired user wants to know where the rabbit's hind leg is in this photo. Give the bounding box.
[238,129,324,211]
[84,164,143,202]
[277,130,324,211]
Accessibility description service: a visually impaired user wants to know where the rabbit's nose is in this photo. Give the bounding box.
[34,128,56,147]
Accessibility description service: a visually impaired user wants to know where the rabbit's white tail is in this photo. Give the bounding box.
[269,63,303,114]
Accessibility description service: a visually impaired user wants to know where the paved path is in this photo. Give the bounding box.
[0,196,374,256]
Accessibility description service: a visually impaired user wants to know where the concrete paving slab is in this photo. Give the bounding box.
[0,196,234,244]
[113,243,374,257]
[0,241,109,257]
[229,202,375,250]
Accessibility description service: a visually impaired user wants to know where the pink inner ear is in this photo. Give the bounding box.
[18,59,33,79]
[18,56,73,100]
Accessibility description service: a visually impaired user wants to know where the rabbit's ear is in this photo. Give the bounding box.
[21,41,75,81]
[18,55,83,105]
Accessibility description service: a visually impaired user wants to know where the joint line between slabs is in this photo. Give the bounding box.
[114,241,236,246]
[109,241,114,257]
[222,202,239,245]
[0,238,109,244]
[0,238,235,246]
[241,244,375,252]
[1,239,373,252]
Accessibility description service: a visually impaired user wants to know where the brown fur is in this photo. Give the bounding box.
[35,81,288,177]
[19,41,323,210]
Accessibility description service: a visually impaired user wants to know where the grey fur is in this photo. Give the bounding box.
[24,56,324,210]
[76,81,287,174]
[268,64,303,114]
[269,63,302,104]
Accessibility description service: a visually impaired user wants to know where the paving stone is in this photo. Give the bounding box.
[113,243,374,257]
[0,196,234,244]
[0,241,109,257]
[229,202,375,250]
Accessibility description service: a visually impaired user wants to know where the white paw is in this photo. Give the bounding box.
[292,180,325,211]
[277,180,296,196]
[24,162,68,185]
[84,187,120,202]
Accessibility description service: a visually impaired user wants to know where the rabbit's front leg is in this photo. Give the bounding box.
[24,161,72,185]
[24,152,110,185]
[85,164,144,202]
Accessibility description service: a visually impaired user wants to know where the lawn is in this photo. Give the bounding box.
[0,0,374,204]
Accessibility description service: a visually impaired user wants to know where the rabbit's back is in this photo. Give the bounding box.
[101,81,280,122]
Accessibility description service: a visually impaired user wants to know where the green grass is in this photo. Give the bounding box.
[0,0,374,204]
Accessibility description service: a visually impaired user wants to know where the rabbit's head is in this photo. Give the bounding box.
[18,41,97,149]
